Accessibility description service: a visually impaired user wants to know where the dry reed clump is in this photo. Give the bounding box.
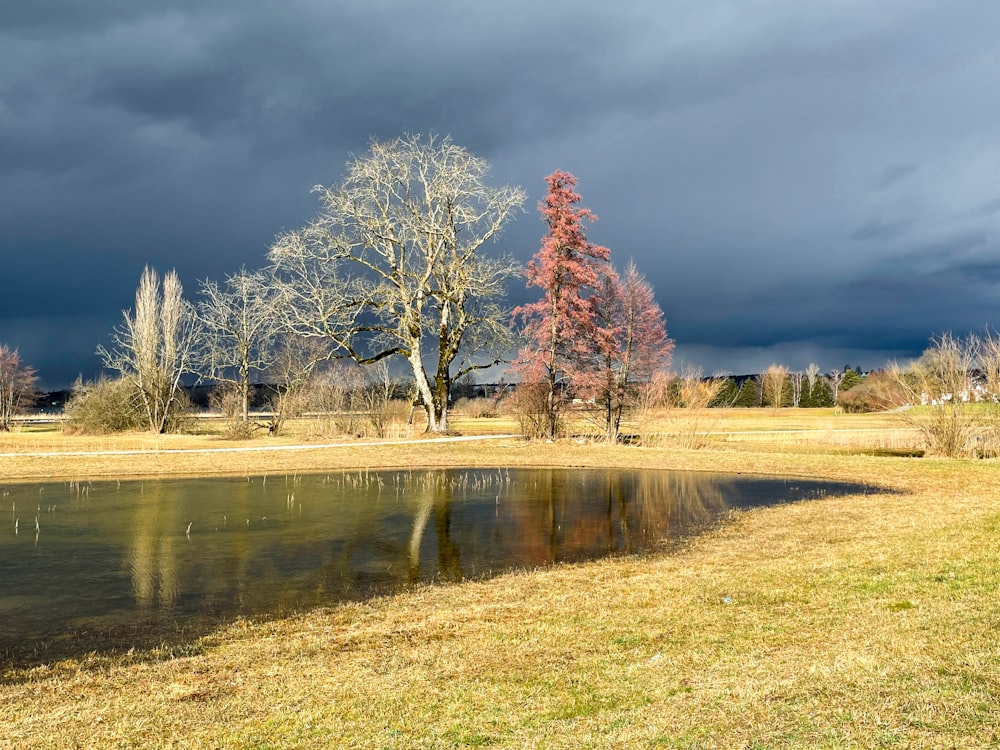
[451,396,501,419]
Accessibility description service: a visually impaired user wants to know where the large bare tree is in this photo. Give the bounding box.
[195,268,278,425]
[0,344,37,431]
[269,134,525,433]
[98,267,199,434]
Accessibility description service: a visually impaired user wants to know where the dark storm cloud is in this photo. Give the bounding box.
[4,0,1000,385]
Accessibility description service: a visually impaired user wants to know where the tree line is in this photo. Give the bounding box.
[2,134,671,440]
[704,364,864,410]
[3,134,996,453]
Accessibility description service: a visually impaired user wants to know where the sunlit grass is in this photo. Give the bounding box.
[2,410,998,747]
[0,408,929,480]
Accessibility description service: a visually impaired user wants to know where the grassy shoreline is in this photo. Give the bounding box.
[2,416,999,748]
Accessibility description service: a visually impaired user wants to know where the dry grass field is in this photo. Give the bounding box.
[0,407,920,481]
[1,409,998,748]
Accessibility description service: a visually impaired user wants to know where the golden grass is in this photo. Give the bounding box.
[0,408,922,481]
[2,412,998,748]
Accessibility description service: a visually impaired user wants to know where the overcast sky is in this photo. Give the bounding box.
[4,0,1000,387]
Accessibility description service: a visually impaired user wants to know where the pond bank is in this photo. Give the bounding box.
[3,441,998,747]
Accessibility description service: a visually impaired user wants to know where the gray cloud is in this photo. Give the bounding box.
[4,0,1000,386]
[873,162,920,189]
[851,218,915,243]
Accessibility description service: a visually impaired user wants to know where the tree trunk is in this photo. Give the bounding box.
[409,345,444,433]
[546,365,558,439]
[239,359,251,424]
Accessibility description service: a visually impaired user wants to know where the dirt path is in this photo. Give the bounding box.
[0,434,520,459]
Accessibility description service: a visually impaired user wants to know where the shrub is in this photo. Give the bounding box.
[65,377,194,434]
[889,333,1000,457]
[308,364,366,436]
[506,382,561,439]
[838,371,906,413]
[65,377,146,434]
[162,389,195,433]
[452,397,499,419]
[209,384,258,439]
[360,398,412,439]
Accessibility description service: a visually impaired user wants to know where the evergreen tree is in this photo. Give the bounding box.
[813,378,835,407]
[710,377,739,407]
[840,369,863,393]
[733,379,760,407]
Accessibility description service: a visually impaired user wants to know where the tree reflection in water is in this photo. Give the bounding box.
[0,469,873,661]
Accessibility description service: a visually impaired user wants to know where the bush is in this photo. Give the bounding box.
[506,382,561,439]
[162,389,195,433]
[209,384,258,440]
[64,377,145,434]
[452,397,499,419]
[308,364,366,436]
[838,371,906,413]
[889,333,1000,457]
[360,398,412,439]
[65,377,194,434]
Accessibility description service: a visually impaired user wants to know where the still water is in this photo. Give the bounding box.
[0,468,873,661]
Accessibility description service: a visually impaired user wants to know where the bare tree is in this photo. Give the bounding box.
[805,363,820,392]
[309,362,367,436]
[828,368,846,404]
[761,363,789,409]
[889,333,986,457]
[359,360,401,438]
[269,134,525,433]
[265,335,331,436]
[586,262,674,442]
[0,345,37,431]
[789,370,803,407]
[196,268,278,427]
[804,363,821,404]
[98,267,199,434]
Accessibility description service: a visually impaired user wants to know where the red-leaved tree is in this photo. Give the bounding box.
[585,262,673,441]
[513,171,611,438]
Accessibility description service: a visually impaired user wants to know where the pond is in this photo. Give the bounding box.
[0,468,876,663]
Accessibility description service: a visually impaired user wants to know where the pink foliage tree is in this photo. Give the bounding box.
[585,262,674,442]
[513,171,611,438]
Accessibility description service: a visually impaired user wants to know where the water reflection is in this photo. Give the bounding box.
[0,468,876,661]
[129,483,180,609]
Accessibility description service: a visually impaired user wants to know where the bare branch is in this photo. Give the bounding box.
[269,134,525,432]
[98,267,199,433]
